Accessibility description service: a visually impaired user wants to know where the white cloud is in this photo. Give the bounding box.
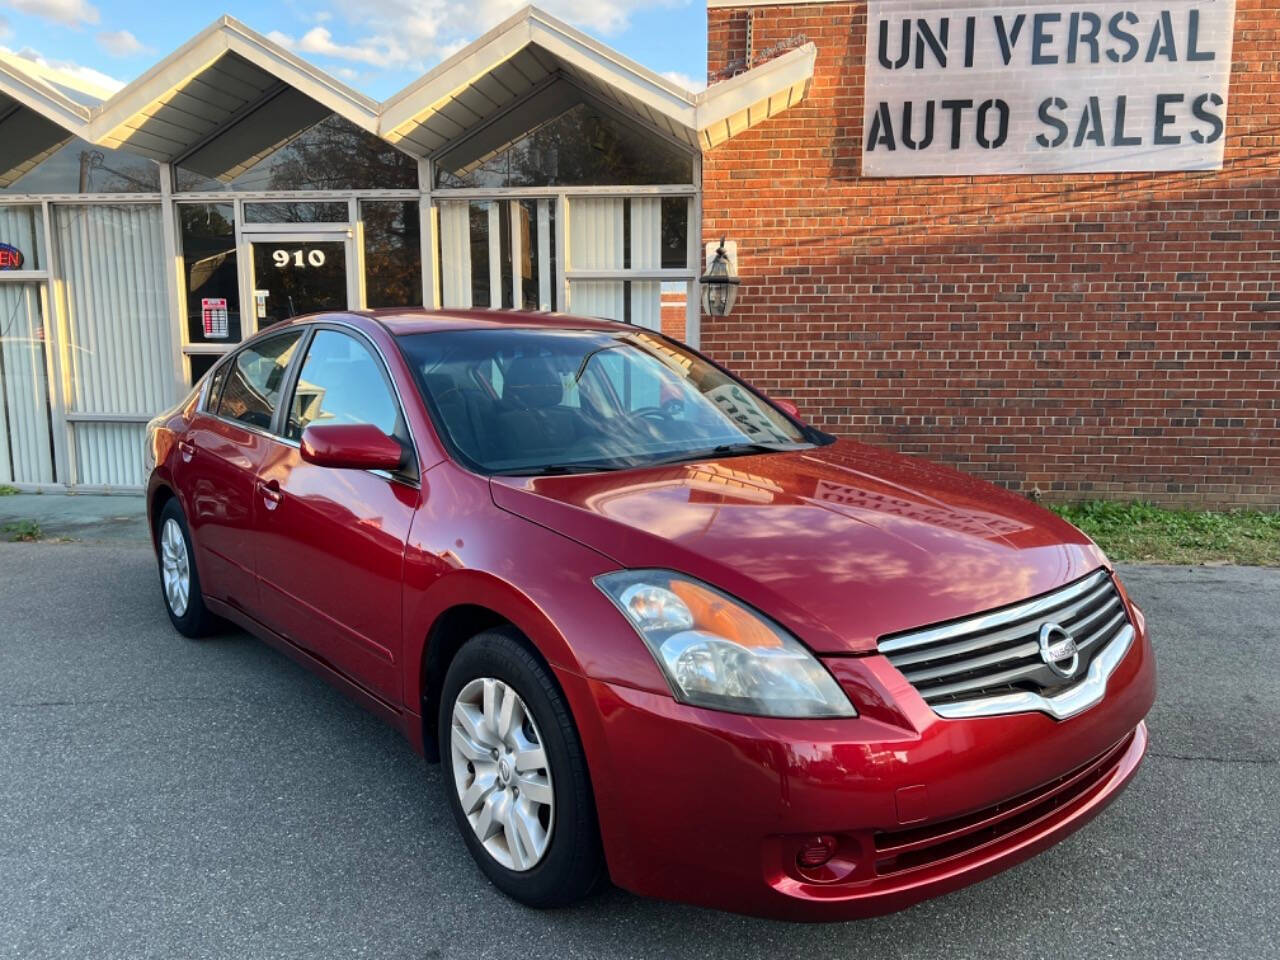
[274,0,688,73]
[661,70,705,93]
[295,25,393,66]
[96,28,147,57]
[4,0,99,28]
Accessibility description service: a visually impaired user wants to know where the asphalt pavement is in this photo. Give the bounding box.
[1,539,1276,960]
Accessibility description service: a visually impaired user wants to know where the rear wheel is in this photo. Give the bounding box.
[439,628,604,907]
[156,499,216,638]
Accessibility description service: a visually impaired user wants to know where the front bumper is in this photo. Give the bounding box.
[560,614,1155,921]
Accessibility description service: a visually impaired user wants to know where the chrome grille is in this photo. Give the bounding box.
[878,570,1132,713]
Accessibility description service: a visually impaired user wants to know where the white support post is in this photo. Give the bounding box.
[687,152,703,348]
[487,201,502,308]
[350,196,365,309]
[509,199,523,310]
[39,199,74,487]
[537,200,552,312]
[555,193,569,313]
[159,164,186,397]
[419,156,438,308]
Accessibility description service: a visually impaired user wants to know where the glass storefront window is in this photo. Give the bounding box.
[469,202,492,308]
[435,102,694,189]
[660,197,689,270]
[566,279,673,333]
[244,202,348,224]
[1,139,160,194]
[175,114,418,192]
[179,203,242,345]
[0,205,44,270]
[361,200,422,309]
[188,353,222,386]
[437,198,558,312]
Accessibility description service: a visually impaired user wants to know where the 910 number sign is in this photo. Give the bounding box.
[272,248,326,269]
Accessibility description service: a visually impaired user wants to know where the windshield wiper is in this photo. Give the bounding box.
[711,441,805,456]
[489,461,628,477]
[639,441,810,469]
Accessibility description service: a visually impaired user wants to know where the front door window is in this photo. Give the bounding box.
[250,238,350,328]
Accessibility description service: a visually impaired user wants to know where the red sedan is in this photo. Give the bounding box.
[145,309,1154,921]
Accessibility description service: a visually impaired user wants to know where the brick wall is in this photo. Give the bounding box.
[703,1,1280,507]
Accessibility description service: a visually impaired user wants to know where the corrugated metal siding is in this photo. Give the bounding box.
[73,421,146,487]
[0,283,55,484]
[53,203,173,487]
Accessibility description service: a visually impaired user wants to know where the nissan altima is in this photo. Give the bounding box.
[145,309,1155,920]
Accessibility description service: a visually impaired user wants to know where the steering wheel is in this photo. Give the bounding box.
[631,399,685,422]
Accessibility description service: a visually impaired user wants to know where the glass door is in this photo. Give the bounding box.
[246,231,356,331]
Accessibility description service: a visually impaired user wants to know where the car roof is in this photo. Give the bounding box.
[355,308,632,337]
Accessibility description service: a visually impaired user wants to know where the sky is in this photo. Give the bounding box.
[0,0,709,100]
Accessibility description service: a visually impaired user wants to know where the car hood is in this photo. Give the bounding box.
[490,440,1107,654]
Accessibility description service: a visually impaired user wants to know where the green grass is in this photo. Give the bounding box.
[0,484,18,496]
[1051,501,1280,566]
[4,519,42,542]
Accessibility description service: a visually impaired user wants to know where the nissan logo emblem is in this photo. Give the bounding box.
[1038,622,1080,679]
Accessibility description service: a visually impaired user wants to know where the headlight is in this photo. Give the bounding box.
[595,570,856,718]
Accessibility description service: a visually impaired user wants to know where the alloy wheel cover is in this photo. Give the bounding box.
[449,677,555,871]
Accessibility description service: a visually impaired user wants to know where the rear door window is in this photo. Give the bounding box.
[217,331,304,430]
[203,358,229,413]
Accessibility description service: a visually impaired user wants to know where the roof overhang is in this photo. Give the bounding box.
[379,7,815,157]
[84,16,379,179]
[0,56,94,187]
[0,6,815,190]
[694,44,816,150]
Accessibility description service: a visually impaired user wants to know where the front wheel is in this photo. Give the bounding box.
[156,498,217,638]
[439,629,604,907]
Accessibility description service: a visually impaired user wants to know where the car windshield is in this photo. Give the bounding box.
[398,327,819,475]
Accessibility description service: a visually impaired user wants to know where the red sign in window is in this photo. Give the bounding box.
[0,243,24,270]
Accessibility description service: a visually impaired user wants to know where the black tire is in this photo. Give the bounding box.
[439,628,605,907]
[155,498,217,638]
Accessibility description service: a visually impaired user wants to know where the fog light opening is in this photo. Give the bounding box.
[796,834,839,869]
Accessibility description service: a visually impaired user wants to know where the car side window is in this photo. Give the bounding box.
[217,332,304,430]
[286,330,402,443]
[203,358,229,413]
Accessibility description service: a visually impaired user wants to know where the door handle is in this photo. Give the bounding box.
[177,439,197,463]
[258,479,284,511]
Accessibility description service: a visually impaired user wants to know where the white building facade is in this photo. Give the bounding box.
[0,6,812,490]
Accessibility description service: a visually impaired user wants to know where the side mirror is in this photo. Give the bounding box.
[772,398,801,419]
[300,424,406,472]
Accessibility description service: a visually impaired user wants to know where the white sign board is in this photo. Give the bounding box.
[862,0,1236,176]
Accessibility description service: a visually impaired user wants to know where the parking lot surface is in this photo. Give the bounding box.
[1,540,1276,960]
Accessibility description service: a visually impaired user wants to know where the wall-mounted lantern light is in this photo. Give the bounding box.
[700,236,741,318]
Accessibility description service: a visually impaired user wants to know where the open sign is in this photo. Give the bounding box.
[0,243,24,270]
